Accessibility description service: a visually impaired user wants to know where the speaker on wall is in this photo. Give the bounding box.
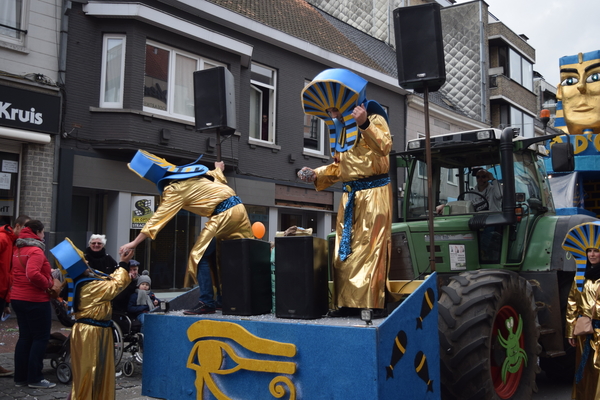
[193,66,236,134]
[393,3,446,93]
[275,236,329,319]
[220,238,271,316]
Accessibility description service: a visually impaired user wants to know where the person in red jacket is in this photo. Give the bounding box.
[11,220,62,389]
[0,214,29,377]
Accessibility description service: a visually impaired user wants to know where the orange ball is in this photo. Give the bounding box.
[252,221,266,239]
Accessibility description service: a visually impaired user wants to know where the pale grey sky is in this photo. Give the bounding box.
[455,0,598,87]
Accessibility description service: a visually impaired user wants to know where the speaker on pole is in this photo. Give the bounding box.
[393,3,446,93]
[193,67,236,135]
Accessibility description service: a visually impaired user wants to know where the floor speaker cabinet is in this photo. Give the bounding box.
[220,239,271,316]
[193,67,236,134]
[275,236,329,319]
[393,3,446,93]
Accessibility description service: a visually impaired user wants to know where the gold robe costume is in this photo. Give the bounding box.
[70,266,130,400]
[313,114,392,309]
[566,277,600,399]
[140,168,253,288]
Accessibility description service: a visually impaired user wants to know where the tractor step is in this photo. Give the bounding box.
[539,328,556,336]
[544,350,567,358]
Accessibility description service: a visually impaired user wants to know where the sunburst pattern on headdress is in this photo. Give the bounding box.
[302,69,367,157]
[562,222,600,290]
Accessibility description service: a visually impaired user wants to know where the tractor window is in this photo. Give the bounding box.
[514,153,541,204]
[408,160,428,218]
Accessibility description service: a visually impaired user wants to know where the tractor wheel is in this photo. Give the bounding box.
[438,270,541,399]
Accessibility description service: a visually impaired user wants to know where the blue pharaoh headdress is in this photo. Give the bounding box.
[562,221,600,291]
[128,150,210,194]
[50,238,108,314]
[301,69,389,157]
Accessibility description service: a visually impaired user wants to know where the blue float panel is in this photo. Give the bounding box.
[142,273,439,400]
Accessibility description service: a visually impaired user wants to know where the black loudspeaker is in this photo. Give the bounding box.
[193,67,236,134]
[220,239,271,316]
[275,237,329,319]
[393,3,446,93]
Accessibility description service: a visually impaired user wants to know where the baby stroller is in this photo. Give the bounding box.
[48,298,134,383]
[46,298,74,384]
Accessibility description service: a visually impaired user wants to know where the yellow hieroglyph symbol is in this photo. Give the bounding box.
[187,320,297,400]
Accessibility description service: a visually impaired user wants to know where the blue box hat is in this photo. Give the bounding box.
[50,238,89,280]
[128,150,209,193]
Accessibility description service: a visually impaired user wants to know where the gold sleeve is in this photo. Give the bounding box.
[565,279,580,338]
[359,114,392,157]
[314,162,341,191]
[207,168,227,184]
[141,185,184,240]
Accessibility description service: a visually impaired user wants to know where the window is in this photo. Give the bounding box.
[510,107,534,138]
[501,105,534,138]
[0,0,27,46]
[143,41,221,121]
[303,80,325,154]
[100,35,126,108]
[509,48,533,91]
[249,63,276,143]
[445,167,458,186]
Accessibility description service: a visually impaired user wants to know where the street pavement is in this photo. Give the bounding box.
[0,318,158,400]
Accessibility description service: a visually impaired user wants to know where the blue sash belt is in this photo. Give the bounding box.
[213,196,242,216]
[575,319,600,383]
[339,174,390,261]
[76,318,113,328]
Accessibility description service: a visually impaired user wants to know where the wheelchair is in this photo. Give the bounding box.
[112,310,144,377]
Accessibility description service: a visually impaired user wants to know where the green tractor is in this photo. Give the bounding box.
[388,127,596,399]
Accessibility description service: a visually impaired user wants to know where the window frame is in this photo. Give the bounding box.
[99,34,126,109]
[143,40,224,122]
[248,62,277,144]
[445,167,458,186]
[509,48,533,91]
[303,80,325,155]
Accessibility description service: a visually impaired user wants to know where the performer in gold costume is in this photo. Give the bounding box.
[555,50,600,135]
[121,159,253,289]
[50,239,133,400]
[563,222,600,399]
[299,103,392,316]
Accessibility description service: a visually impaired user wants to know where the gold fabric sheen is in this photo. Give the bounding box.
[566,277,600,399]
[314,114,392,309]
[140,168,253,288]
[70,267,130,400]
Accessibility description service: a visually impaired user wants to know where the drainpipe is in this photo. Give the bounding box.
[50,0,71,247]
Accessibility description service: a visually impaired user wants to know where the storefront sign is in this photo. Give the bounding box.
[0,85,61,134]
[0,200,13,215]
[131,195,155,229]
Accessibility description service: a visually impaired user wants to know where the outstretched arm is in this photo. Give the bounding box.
[119,233,148,256]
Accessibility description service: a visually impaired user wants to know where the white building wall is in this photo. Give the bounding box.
[0,0,61,82]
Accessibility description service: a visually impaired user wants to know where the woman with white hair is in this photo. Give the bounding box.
[84,234,117,274]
